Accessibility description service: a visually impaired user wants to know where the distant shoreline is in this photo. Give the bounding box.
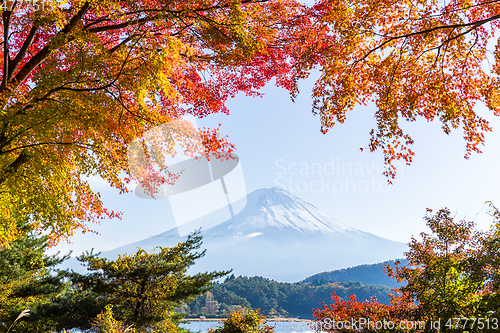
[181,318,311,322]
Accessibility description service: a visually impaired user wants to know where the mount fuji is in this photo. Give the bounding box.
[93,187,407,282]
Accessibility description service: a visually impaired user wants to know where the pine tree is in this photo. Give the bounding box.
[0,220,69,333]
[65,230,230,330]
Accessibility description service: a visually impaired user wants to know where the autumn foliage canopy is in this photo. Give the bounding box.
[313,206,500,332]
[2,0,500,246]
[0,0,305,246]
[300,0,500,178]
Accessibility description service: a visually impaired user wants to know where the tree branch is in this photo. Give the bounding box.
[86,0,269,34]
[1,2,91,94]
[1,2,15,89]
[87,16,157,33]
[0,150,27,186]
[0,132,7,151]
[37,38,139,99]
[358,13,500,64]
[8,25,39,80]
[0,141,97,155]
[108,36,133,54]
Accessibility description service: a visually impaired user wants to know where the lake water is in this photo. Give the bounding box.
[180,321,316,333]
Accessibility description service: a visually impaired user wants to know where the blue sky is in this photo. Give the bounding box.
[50,74,500,256]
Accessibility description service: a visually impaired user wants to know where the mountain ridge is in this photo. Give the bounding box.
[301,260,409,288]
[76,187,408,282]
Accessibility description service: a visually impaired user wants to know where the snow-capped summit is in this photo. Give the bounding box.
[206,187,353,235]
[256,187,306,208]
